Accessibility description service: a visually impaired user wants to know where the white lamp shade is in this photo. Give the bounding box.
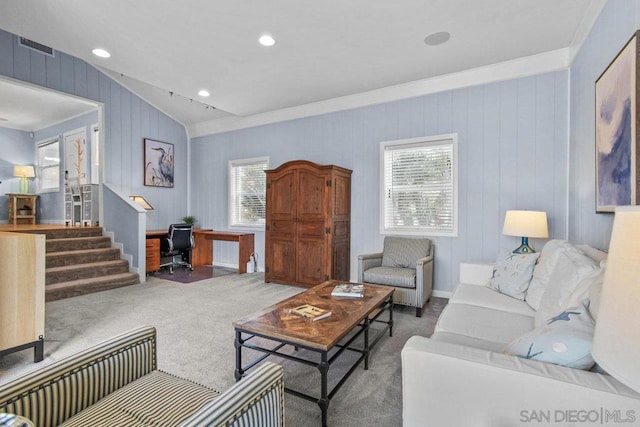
[502,210,549,238]
[13,165,35,178]
[592,206,640,393]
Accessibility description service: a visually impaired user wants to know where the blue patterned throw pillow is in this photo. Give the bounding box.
[503,300,595,370]
[487,251,540,300]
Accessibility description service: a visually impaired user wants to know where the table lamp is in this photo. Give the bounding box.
[13,165,35,194]
[502,210,548,254]
[592,206,640,393]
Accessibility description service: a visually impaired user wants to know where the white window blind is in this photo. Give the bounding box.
[229,157,268,228]
[381,135,457,236]
[37,138,60,193]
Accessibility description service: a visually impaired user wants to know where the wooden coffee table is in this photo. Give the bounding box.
[233,280,394,427]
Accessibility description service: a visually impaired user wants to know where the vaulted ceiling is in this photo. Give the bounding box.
[0,0,606,135]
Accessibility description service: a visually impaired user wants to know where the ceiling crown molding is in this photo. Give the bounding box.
[189,48,570,138]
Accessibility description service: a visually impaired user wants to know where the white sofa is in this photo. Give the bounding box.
[402,241,640,427]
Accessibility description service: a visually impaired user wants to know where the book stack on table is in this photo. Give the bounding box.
[331,284,365,298]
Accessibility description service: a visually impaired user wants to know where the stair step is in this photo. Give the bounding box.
[18,227,103,239]
[46,236,112,253]
[45,273,140,302]
[46,248,121,268]
[46,260,130,285]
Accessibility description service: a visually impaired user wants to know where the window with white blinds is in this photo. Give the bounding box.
[37,138,60,193]
[228,157,268,229]
[380,134,458,236]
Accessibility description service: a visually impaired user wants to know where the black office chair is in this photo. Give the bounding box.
[159,223,195,274]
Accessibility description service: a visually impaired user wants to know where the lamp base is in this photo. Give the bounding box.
[19,177,29,194]
[513,237,536,254]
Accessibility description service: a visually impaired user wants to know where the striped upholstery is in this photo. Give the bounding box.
[381,237,431,268]
[358,238,434,315]
[0,326,285,427]
[180,362,284,427]
[0,326,157,427]
[60,371,220,426]
[364,266,416,288]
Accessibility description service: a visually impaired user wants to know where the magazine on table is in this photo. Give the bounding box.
[331,283,365,298]
[289,304,332,321]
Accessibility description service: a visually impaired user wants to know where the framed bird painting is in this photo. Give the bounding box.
[144,138,174,187]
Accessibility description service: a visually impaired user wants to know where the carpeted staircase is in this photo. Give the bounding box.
[22,227,139,301]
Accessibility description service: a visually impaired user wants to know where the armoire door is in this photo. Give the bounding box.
[265,169,297,283]
[295,168,328,285]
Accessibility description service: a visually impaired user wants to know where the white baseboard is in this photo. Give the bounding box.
[432,289,452,299]
[212,261,262,272]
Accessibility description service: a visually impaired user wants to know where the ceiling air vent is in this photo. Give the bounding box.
[19,37,55,57]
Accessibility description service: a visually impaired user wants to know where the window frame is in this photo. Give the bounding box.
[379,133,458,237]
[228,156,269,230]
[36,137,61,193]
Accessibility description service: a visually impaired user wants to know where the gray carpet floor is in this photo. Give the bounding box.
[0,273,446,427]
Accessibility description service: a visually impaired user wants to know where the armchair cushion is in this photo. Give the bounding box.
[381,237,430,268]
[364,266,416,288]
[61,371,220,426]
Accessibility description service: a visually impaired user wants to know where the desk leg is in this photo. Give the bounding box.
[237,234,255,274]
[192,234,213,267]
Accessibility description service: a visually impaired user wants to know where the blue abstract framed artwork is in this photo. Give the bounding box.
[144,138,174,188]
[595,31,640,213]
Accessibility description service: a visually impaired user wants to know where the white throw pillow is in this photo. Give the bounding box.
[504,300,596,370]
[534,250,600,328]
[526,240,578,311]
[487,251,540,300]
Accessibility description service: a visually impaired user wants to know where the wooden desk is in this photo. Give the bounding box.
[146,229,255,274]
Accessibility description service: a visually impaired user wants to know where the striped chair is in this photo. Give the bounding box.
[0,326,284,427]
[358,236,434,317]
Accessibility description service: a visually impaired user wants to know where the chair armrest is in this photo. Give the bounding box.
[402,336,640,427]
[415,245,434,305]
[358,252,383,282]
[0,326,157,426]
[180,362,284,427]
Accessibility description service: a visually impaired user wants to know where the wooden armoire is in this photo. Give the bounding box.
[264,160,352,287]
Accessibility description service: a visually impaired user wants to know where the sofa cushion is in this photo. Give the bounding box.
[535,250,600,328]
[450,284,535,317]
[364,266,416,288]
[435,303,534,345]
[381,237,430,268]
[431,331,507,352]
[504,300,596,370]
[60,370,220,427]
[487,251,539,300]
[525,240,575,310]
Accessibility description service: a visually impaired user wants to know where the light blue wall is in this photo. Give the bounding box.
[192,71,569,292]
[568,0,640,250]
[0,28,188,236]
[34,110,98,222]
[0,127,33,220]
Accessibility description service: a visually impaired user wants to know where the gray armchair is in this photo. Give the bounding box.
[358,236,434,317]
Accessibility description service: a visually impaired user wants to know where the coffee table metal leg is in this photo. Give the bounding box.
[389,294,394,337]
[363,316,370,370]
[234,330,244,381]
[318,351,329,427]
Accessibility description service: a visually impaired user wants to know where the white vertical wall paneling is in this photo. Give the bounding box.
[0,28,189,240]
[191,71,570,293]
[568,0,640,250]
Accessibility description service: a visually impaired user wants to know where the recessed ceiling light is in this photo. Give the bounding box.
[92,48,111,58]
[424,31,451,46]
[198,89,210,97]
[258,34,276,47]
